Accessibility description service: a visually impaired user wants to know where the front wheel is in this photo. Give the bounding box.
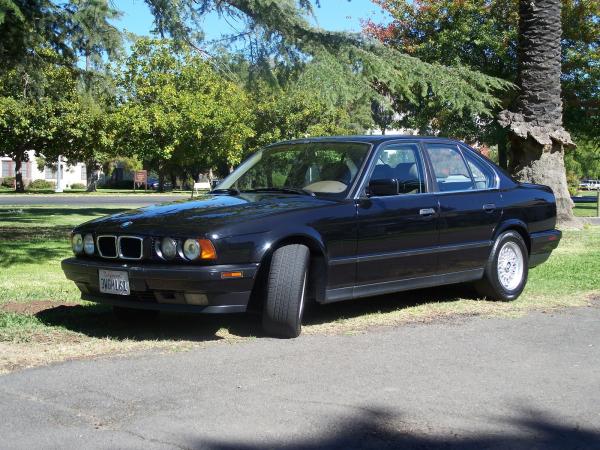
[262,244,310,338]
[475,231,528,301]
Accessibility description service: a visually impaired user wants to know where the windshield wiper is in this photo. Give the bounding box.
[242,187,315,197]
[210,187,240,195]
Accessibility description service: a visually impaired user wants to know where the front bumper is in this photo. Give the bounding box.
[61,257,259,313]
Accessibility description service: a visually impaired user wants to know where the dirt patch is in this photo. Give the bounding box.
[1,301,77,315]
[0,339,200,375]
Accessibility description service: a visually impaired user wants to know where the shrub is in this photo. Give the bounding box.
[29,179,56,190]
[69,183,86,190]
[566,171,580,197]
[1,177,15,188]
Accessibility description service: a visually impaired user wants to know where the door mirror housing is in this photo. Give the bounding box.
[368,178,399,197]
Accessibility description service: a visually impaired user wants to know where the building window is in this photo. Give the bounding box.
[81,165,87,181]
[1,161,13,177]
[45,166,57,180]
[23,162,31,179]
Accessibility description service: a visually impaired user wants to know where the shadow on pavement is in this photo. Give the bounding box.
[37,284,477,343]
[199,406,600,450]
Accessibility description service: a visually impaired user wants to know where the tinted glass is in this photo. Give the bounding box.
[463,151,495,189]
[219,142,370,196]
[425,144,474,192]
[370,143,425,194]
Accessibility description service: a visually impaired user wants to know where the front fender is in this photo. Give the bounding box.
[252,226,327,262]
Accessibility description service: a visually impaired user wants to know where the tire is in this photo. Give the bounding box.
[262,244,310,338]
[113,306,158,321]
[475,230,528,301]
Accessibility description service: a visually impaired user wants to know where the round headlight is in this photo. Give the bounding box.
[72,234,83,254]
[83,234,95,255]
[183,239,200,260]
[160,237,177,259]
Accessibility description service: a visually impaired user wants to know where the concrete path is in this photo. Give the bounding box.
[1,306,599,449]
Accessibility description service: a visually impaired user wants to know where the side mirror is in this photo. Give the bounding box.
[367,178,399,197]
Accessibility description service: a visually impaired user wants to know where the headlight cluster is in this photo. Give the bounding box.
[157,237,217,261]
[72,233,95,255]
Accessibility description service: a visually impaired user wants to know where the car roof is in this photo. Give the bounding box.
[269,135,463,146]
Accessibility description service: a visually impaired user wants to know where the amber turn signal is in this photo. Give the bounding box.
[198,239,217,260]
[221,271,243,279]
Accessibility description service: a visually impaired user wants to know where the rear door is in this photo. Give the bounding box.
[423,142,501,274]
[356,141,438,286]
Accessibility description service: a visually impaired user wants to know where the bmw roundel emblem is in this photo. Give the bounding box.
[121,221,133,228]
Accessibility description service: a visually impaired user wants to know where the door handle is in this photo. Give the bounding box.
[419,208,436,216]
[483,203,496,213]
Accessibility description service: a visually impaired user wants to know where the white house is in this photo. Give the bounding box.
[0,150,88,188]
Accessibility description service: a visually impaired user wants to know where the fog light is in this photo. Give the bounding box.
[184,293,208,305]
[160,237,177,259]
[83,234,95,255]
[72,234,83,254]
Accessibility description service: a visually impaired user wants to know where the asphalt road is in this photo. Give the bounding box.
[0,194,188,206]
[1,306,599,450]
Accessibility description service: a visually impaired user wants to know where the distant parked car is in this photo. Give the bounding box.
[580,179,600,191]
[62,136,561,338]
[148,178,173,190]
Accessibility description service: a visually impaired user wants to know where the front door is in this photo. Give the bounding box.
[423,142,501,274]
[356,142,438,286]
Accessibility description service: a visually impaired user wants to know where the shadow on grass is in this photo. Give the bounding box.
[36,284,476,343]
[37,304,262,343]
[199,406,600,450]
[0,226,73,242]
[0,239,70,265]
[0,207,129,224]
[303,284,476,327]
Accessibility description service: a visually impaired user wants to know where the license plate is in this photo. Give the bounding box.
[99,270,130,296]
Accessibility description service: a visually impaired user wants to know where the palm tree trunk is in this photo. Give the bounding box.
[499,0,576,226]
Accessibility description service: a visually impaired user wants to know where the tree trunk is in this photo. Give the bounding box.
[158,170,165,193]
[86,160,97,192]
[496,126,508,170]
[499,0,577,226]
[14,155,25,193]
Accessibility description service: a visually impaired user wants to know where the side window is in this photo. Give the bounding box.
[425,144,474,192]
[369,143,426,195]
[463,150,496,190]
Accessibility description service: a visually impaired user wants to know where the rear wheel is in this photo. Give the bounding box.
[475,231,528,301]
[262,244,310,338]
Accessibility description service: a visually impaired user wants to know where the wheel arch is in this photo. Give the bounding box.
[247,233,328,311]
[494,219,531,256]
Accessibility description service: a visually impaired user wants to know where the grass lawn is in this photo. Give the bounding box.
[0,188,193,195]
[0,205,599,373]
[574,190,599,218]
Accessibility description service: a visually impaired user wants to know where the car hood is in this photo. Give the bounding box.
[77,193,338,236]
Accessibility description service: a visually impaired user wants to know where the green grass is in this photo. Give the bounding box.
[0,205,133,229]
[0,205,599,373]
[0,188,192,195]
[574,190,599,218]
[0,206,132,304]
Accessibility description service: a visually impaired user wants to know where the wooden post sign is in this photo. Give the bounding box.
[133,170,148,191]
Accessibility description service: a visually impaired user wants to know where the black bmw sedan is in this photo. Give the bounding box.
[62,136,561,338]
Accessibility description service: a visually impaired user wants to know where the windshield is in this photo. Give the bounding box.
[217,142,371,196]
